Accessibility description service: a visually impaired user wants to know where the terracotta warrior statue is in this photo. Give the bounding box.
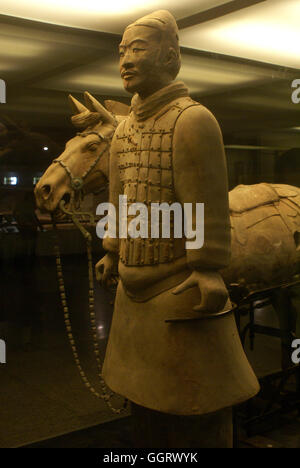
[96,10,259,448]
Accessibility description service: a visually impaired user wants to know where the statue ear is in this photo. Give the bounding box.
[84,92,116,125]
[104,100,130,116]
[166,47,177,66]
[68,95,89,114]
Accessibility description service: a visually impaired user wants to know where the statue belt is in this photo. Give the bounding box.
[119,237,186,266]
[121,268,190,302]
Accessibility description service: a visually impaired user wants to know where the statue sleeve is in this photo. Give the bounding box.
[102,130,122,255]
[173,104,231,271]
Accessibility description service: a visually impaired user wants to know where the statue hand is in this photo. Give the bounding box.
[95,252,118,289]
[172,270,228,313]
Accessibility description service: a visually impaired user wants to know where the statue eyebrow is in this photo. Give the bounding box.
[119,39,147,50]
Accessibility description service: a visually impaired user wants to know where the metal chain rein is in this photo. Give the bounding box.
[51,208,127,414]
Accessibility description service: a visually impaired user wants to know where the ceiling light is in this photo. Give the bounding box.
[0,0,228,33]
[180,0,300,69]
[0,36,49,59]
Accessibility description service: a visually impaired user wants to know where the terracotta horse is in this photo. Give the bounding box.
[35,93,300,291]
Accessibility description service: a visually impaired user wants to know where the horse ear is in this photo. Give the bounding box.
[84,92,116,126]
[68,95,89,114]
[104,100,130,116]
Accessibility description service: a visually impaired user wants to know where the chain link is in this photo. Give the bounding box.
[52,212,127,414]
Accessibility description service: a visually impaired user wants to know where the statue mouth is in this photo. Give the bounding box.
[121,71,136,79]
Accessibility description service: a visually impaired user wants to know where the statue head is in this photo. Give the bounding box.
[119,10,181,98]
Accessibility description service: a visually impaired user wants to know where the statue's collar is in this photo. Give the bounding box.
[130,81,189,122]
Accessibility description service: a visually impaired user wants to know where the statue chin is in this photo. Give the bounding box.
[122,77,138,95]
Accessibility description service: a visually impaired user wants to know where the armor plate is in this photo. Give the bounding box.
[116,97,198,266]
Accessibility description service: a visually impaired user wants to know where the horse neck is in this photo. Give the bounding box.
[83,146,110,196]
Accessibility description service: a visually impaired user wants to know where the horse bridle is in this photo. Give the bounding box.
[52,130,112,192]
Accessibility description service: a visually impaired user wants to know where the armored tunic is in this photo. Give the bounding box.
[116,97,198,267]
[102,82,259,414]
[103,82,232,299]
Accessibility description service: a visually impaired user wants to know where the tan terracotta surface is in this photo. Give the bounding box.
[224,183,300,289]
[99,10,260,415]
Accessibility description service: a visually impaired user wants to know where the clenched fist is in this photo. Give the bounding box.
[95,252,119,289]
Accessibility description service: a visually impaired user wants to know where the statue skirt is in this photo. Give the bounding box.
[102,279,259,415]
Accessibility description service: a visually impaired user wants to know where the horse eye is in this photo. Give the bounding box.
[87,143,99,151]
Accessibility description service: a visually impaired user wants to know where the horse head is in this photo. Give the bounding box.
[34,92,129,213]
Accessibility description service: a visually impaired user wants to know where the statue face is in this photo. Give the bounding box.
[119,25,169,98]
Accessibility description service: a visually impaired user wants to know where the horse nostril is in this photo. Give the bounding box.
[41,184,51,200]
[294,231,300,251]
